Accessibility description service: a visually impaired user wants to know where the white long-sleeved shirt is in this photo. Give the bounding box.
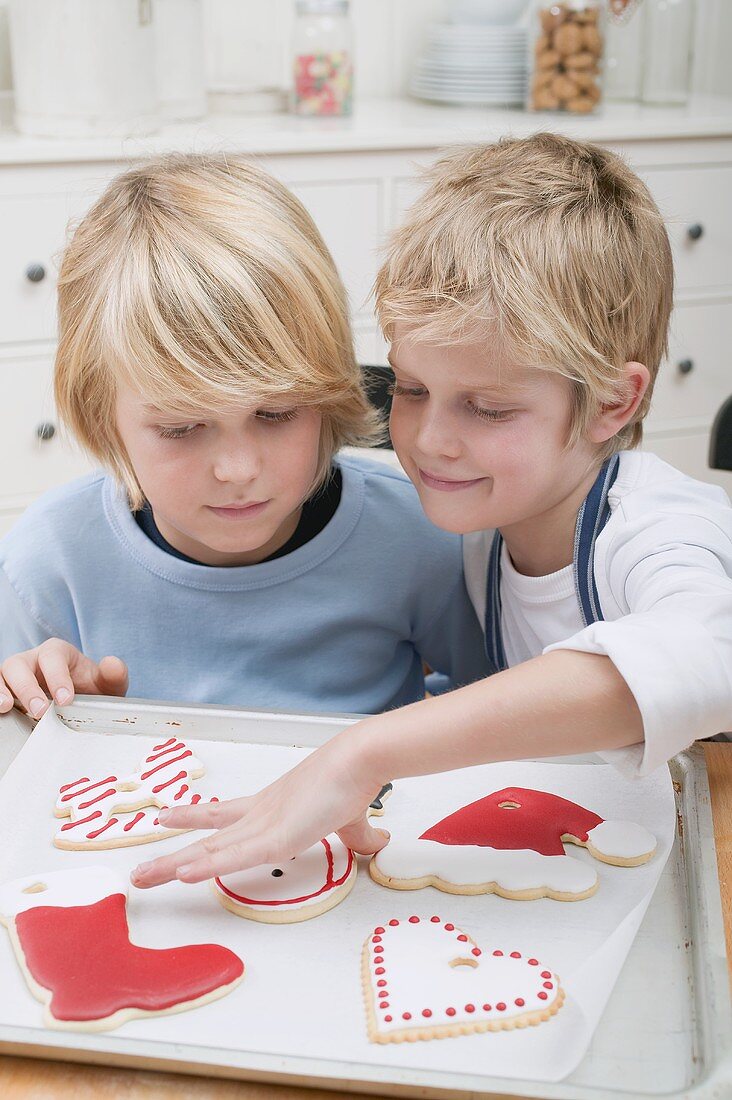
[463,451,732,777]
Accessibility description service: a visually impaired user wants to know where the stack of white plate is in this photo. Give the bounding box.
[410,22,528,107]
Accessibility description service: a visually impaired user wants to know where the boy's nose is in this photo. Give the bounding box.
[212,446,262,484]
[415,411,463,461]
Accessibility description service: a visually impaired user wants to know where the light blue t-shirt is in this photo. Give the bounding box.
[0,454,488,713]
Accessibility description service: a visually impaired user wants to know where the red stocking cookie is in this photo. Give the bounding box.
[0,867,244,1030]
[213,835,357,923]
[54,737,219,850]
[370,787,656,901]
[363,915,564,1043]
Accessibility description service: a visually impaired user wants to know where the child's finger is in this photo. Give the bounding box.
[0,657,50,719]
[0,672,14,713]
[131,821,250,888]
[36,649,76,706]
[175,840,273,884]
[158,797,250,831]
[337,814,390,856]
[94,656,129,697]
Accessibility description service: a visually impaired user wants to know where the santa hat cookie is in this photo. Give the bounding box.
[54,736,219,850]
[362,915,564,1043]
[213,834,357,923]
[0,867,244,1031]
[370,787,656,902]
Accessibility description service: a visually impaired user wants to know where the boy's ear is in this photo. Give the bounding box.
[587,362,650,445]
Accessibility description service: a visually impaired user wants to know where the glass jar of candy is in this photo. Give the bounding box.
[292,0,354,117]
[527,1,605,115]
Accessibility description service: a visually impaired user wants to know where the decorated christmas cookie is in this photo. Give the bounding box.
[370,786,657,901]
[362,916,564,1043]
[213,834,357,923]
[54,736,218,850]
[0,867,244,1031]
[368,782,393,817]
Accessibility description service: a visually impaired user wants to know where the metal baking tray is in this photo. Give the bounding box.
[0,696,729,1099]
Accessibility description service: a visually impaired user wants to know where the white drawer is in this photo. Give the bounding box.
[289,179,383,318]
[0,353,93,499]
[642,165,732,294]
[647,300,732,428]
[643,427,732,498]
[0,188,103,345]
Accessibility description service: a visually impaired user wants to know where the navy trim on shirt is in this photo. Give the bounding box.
[134,467,343,567]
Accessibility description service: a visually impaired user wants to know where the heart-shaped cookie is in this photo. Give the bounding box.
[362,916,564,1043]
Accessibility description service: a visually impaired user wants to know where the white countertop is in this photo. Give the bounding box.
[0,95,730,165]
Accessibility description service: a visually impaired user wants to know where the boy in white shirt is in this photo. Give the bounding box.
[133,133,732,890]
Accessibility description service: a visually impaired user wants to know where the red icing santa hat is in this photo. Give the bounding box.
[419,787,655,863]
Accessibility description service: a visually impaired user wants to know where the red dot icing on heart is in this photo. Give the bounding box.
[543,981,553,989]
[422,1008,432,1017]
[483,1004,492,1011]
[493,949,503,956]
[541,970,552,978]
[446,1007,456,1016]
[457,934,468,942]
[377,979,387,987]
[384,1015,392,1022]
[402,1012,411,1020]
[472,948,481,957]
[538,992,548,1001]
[445,923,454,931]
[375,967,385,975]
[379,1001,389,1008]
[510,951,521,958]
[496,1002,507,1011]
[372,935,382,943]
[374,956,383,964]
[515,998,525,1007]
[374,926,385,934]
[431,916,440,922]
[409,916,420,923]
[529,958,539,965]
[388,919,399,926]
[465,1003,475,1013]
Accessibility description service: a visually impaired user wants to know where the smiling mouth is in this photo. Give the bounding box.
[418,469,487,492]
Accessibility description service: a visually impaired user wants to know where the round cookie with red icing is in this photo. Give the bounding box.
[362,915,564,1043]
[0,866,244,1031]
[213,834,357,924]
[370,787,657,902]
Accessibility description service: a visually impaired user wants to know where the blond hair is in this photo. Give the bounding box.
[374,133,673,455]
[55,153,381,508]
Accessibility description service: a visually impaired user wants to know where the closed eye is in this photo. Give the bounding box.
[388,383,426,398]
[467,402,515,423]
[256,408,299,423]
[156,423,202,439]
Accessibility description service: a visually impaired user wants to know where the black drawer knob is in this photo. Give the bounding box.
[25,263,46,283]
[36,422,56,441]
[678,358,694,376]
[686,224,704,241]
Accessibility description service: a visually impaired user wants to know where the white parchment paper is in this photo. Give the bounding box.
[0,708,676,1084]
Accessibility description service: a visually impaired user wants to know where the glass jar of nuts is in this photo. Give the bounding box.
[528,2,605,114]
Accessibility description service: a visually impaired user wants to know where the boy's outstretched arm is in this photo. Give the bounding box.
[131,649,642,889]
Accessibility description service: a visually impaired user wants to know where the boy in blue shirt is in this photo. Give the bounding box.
[0,154,486,718]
